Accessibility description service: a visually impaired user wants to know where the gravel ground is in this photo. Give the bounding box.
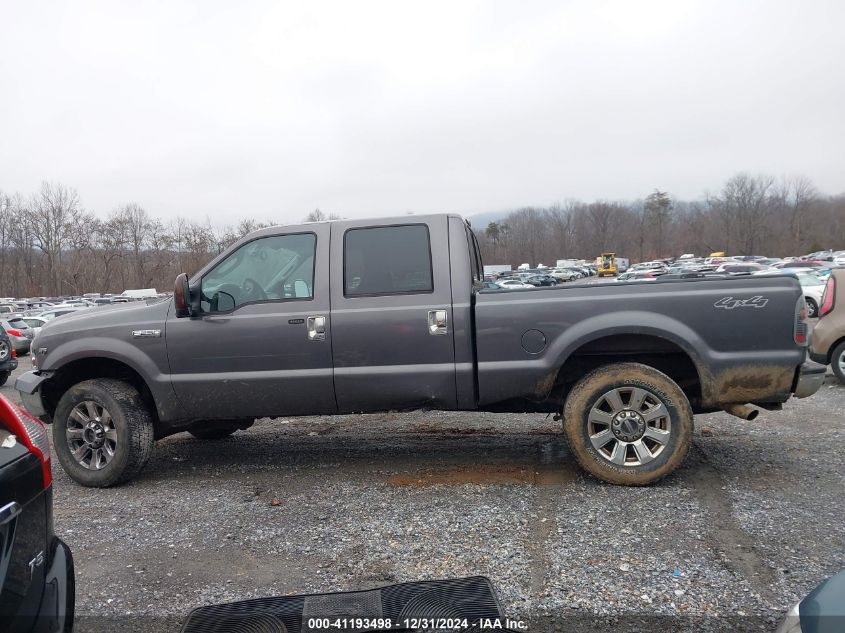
[3,361,843,632]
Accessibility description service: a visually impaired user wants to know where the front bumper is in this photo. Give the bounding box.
[15,370,50,417]
[794,360,827,398]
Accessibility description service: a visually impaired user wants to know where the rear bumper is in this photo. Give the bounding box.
[6,538,74,633]
[1,359,17,373]
[15,370,50,417]
[794,360,827,398]
[35,537,75,633]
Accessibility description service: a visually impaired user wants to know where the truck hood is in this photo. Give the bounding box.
[36,298,171,342]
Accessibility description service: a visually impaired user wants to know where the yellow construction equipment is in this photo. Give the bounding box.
[598,252,616,277]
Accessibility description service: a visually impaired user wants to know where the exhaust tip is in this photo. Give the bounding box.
[724,404,760,421]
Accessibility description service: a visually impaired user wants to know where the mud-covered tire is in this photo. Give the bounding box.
[563,362,693,486]
[830,341,845,384]
[53,379,155,487]
[0,371,9,387]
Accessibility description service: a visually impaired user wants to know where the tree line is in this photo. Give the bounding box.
[0,173,843,297]
[477,174,845,267]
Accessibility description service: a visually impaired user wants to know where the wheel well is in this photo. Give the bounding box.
[42,358,159,426]
[553,334,703,410]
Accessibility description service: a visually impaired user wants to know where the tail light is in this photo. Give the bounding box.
[819,276,836,317]
[5,329,23,337]
[0,394,52,487]
[10,346,16,359]
[794,296,809,346]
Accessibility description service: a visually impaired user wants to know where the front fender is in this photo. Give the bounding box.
[39,336,183,422]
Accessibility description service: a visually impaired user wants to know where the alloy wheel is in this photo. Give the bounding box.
[66,400,118,470]
[587,386,671,466]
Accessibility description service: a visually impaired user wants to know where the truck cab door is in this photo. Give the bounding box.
[166,224,335,419]
[329,217,457,412]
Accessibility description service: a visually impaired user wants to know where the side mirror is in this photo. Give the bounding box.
[174,273,192,318]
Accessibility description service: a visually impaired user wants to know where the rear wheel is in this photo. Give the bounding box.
[831,341,845,384]
[53,379,155,487]
[563,362,693,485]
[805,297,819,319]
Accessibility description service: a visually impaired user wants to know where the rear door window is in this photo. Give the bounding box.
[344,225,433,296]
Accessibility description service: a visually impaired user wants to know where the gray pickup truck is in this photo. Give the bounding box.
[15,214,825,487]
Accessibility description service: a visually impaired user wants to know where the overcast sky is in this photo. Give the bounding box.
[1,0,843,224]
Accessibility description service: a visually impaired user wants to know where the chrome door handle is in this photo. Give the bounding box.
[307,316,326,341]
[427,309,448,335]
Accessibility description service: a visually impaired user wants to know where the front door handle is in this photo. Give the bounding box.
[427,309,448,335]
[307,316,326,341]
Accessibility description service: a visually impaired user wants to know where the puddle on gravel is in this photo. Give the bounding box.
[386,463,575,487]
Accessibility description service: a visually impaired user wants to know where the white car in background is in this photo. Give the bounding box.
[497,279,534,290]
[37,307,83,321]
[759,269,827,317]
[21,316,48,336]
[549,268,578,282]
[796,272,825,318]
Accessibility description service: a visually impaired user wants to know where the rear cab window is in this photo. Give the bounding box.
[343,224,433,296]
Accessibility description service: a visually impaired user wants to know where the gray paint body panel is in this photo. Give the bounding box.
[22,214,808,429]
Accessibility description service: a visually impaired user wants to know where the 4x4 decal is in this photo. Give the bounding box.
[714,295,769,309]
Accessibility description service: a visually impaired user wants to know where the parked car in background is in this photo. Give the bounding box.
[497,279,534,289]
[616,270,660,281]
[549,268,578,282]
[20,316,48,337]
[93,297,114,306]
[480,281,501,290]
[525,274,558,287]
[0,318,33,355]
[796,273,825,318]
[715,263,766,275]
[0,329,18,386]
[774,261,825,270]
[0,394,75,630]
[36,307,83,321]
[810,269,845,382]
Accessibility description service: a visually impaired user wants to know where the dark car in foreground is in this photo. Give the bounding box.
[0,394,74,632]
[0,330,19,387]
[16,213,825,488]
[776,569,845,633]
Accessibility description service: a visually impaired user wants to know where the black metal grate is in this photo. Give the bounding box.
[181,576,503,633]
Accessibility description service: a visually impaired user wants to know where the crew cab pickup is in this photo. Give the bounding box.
[15,214,825,487]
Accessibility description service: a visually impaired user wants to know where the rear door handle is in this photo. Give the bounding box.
[427,309,448,335]
[307,316,326,341]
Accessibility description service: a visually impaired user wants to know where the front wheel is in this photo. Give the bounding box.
[563,362,693,485]
[53,379,155,487]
